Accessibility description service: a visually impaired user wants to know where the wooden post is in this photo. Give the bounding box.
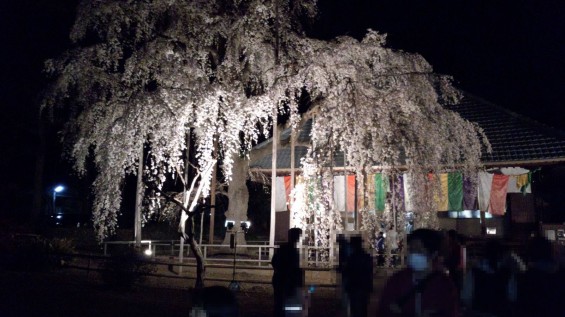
[289,127,296,228]
[269,107,278,258]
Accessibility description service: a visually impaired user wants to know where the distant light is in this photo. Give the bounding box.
[54,185,65,193]
[284,306,302,311]
[144,248,152,256]
[56,215,63,219]
[486,227,497,235]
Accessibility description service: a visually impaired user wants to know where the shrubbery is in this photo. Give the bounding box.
[100,246,156,290]
[0,234,76,271]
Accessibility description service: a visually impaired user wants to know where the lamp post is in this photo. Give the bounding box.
[227,220,251,291]
[52,185,65,214]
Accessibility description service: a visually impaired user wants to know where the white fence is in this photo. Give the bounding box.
[102,239,405,268]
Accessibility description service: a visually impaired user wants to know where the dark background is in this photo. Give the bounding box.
[0,0,563,225]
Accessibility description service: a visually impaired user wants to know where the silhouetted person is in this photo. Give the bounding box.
[271,228,304,317]
[516,236,565,317]
[375,231,385,266]
[338,234,351,272]
[343,236,373,317]
[444,229,463,294]
[461,239,516,317]
[376,228,460,317]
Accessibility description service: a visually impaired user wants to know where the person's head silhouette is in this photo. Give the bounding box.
[288,227,302,245]
[350,236,363,252]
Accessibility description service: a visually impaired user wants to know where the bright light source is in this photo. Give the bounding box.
[486,227,497,235]
[56,215,63,219]
[284,306,302,311]
[144,248,153,256]
[54,185,65,193]
[225,220,235,229]
[240,221,251,228]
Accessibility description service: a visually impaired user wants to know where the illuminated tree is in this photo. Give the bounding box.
[294,32,490,234]
[42,0,489,282]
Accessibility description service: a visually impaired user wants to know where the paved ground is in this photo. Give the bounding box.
[0,256,392,317]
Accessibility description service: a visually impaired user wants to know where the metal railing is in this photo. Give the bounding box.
[102,239,405,268]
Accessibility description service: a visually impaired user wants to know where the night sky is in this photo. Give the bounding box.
[1,0,563,222]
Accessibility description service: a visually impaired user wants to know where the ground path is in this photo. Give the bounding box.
[0,259,392,317]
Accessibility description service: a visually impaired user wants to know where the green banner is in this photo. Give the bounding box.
[447,172,463,211]
[374,173,388,212]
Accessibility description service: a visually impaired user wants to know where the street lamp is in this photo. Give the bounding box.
[52,185,65,215]
[227,220,252,291]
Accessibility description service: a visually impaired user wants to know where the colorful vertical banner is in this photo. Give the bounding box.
[462,175,477,210]
[429,172,464,211]
[478,172,494,212]
[357,175,365,211]
[346,175,356,213]
[438,173,449,211]
[403,173,414,212]
[489,174,509,215]
[517,173,531,194]
[447,172,463,211]
[374,173,388,212]
[334,175,345,212]
[284,175,292,209]
[275,176,288,211]
[394,174,405,212]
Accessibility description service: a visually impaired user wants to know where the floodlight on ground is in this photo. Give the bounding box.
[144,248,153,256]
[225,220,235,230]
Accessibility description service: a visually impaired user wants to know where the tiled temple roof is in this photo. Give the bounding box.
[250,93,565,170]
[446,94,565,165]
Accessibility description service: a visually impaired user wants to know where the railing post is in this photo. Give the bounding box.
[258,246,262,267]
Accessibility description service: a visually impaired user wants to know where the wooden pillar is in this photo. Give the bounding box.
[269,107,278,258]
[290,128,296,228]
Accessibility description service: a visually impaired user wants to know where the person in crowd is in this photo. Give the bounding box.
[343,236,373,317]
[444,229,464,294]
[516,236,565,317]
[376,228,460,317]
[271,228,304,317]
[460,239,516,317]
[386,224,399,267]
[375,231,385,267]
[337,234,352,315]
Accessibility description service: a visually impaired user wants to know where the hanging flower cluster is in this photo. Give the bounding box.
[290,155,342,264]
